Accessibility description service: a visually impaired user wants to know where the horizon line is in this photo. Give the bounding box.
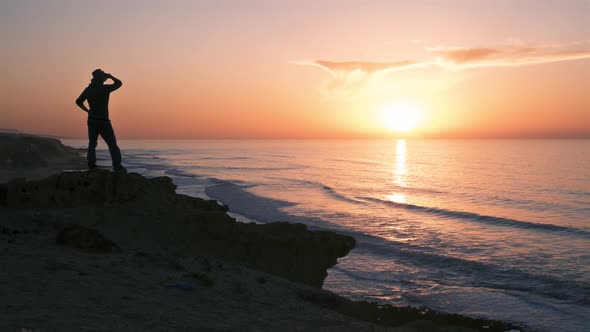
[4,129,589,140]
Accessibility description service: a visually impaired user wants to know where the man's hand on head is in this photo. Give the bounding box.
[103,73,122,91]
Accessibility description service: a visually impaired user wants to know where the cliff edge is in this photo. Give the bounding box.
[0,170,356,288]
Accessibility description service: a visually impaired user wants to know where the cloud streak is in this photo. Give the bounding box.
[430,42,590,68]
[295,41,590,97]
[314,60,418,75]
[430,47,499,64]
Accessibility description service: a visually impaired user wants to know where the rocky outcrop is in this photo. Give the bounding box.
[0,170,355,287]
[298,289,523,332]
[0,133,82,168]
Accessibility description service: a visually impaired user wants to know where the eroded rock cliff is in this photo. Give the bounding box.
[0,170,355,287]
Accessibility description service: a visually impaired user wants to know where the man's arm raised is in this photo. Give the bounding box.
[105,73,122,92]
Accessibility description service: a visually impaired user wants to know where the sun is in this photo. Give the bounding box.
[377,102,423,133]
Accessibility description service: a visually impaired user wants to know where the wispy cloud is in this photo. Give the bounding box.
[292,59,428,98]
[430,42,590,68]
[430,47,499,64]
[313,60,419,75]
[294,41,590,97]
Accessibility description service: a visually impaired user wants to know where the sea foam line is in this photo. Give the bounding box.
[360,197,590,237]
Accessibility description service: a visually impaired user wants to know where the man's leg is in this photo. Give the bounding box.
[87,119,99,168]
[100,120,123,169]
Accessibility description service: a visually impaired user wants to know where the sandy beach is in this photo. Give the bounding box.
[0,134,523,332]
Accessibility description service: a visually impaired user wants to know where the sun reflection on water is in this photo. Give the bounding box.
[389,139,407,203]
[386,193,406,204]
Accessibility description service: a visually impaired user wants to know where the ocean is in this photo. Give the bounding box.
[64,138,590,331]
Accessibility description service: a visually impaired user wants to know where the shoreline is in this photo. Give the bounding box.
[0,133,525,331]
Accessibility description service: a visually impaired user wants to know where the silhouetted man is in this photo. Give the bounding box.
[76,69,126,171]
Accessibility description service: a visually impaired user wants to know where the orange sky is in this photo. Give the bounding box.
[1,0,589,139]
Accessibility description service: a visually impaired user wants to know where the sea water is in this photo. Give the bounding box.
[64,139,590,331]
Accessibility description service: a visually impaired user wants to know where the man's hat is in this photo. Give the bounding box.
[92,69,105,79]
